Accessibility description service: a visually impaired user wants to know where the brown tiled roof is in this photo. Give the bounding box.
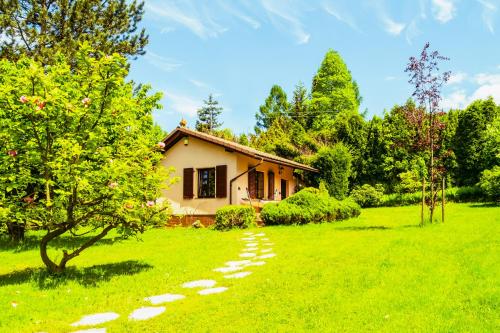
[162,127,318,172]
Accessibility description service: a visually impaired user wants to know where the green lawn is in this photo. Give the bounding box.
[1,203,499,332]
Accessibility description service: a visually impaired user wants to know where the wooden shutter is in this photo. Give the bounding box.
[248,168,256,199]
[268,171,275,200]
[257,172,264,199]
[216,165,227,198]
[183,168,194,199]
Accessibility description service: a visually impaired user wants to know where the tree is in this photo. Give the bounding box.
[255,85,289,133]
[311,143,352,200]
[454,98,499,185]
[0,0,148,64]
[309,49,360,128]
[290,82,308,128]
[0,46,172,273]
[195,94,223,133]
[405,42,451,224]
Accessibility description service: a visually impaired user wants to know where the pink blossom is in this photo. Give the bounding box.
[157,142,166,149]
[19,96,28,103]
[36,101,45,111]
[7,150,17,157]
[108,182,118,189]
[146,201,155,207]
[82,97,91,107]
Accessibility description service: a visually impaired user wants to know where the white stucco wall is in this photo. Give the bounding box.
[161,135,298,215]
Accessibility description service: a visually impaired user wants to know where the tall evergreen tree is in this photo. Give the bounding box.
[290,82,308,128]
[255,84,289,133]
[196,94,223,133]
[0,0,148,63]
[309,49,360,128]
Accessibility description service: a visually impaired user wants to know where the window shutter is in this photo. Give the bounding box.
[216,165,227,198]
[258,173,264,199]
[268,171,275,200]
[248,169,256,199]
[183,168,194,199]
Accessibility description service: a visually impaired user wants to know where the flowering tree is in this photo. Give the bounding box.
[0,46,174,273]
[405,42,451,224]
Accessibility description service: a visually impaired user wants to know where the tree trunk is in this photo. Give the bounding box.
[40,225,114,274]
[7,222,25,242]
[429,112,435,224]
[421,178,425,227]
[442,175,445,223]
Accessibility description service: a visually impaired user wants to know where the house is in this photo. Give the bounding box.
[160,125,318,225]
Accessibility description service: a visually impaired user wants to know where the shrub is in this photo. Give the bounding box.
[312,143,352,200]
[350,184,384,207]
[478,166,500,202]
[379,186,486,207]
[395,171,422,194]
[214,205,256,230]
[260,188,360,225]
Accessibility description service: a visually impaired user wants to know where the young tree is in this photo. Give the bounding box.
[290,82,308,128]
[255,85,289,133]
[0,46,172,273]
[0,0,148,63]
[195,94,223,133]
[405,42,451,224]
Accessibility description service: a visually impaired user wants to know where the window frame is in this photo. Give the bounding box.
[197,167,216,198]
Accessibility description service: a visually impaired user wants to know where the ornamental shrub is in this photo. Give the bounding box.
[478,166,500,202]
[260,188,360,225]
[350,184,384,207]
[214,205,256,230]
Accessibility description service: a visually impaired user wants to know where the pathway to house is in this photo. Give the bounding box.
[66,231,276,333]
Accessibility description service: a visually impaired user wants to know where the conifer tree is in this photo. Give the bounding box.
[0,0,148,63]
[255,84,289,133]
[196,94,223,133]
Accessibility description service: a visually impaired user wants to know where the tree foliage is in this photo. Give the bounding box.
[255,84,289,133]
[0,46,172,273]
[0,0,148,64]
[195,94,223,133]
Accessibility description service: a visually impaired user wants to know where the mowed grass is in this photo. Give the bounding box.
[0,203,498,332]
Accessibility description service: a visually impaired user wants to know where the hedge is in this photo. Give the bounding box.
[260,188,360,226]
[214,205,256,231]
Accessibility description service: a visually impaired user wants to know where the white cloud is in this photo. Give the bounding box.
[442,89,468,109]
[448,72,468,84]
[217,0,261,29]
[431,0,456,23]
[189,79,210,89]
[322,2,361,32]
[405,19,421,44]
[164,91,201,117]
[383,17,406,35]
[385,76,396,81]
[477,0,498,34]
[474,72,500,84]
[470,83,500,101]
[146,1,227,39]
[144,51,181,73]
[261,0,310,44]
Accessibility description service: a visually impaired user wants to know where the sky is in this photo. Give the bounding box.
[129,0,500,134]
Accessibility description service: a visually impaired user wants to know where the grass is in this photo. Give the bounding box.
[0,203,498,332]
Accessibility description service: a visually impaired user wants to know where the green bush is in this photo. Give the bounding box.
[214,205,256,231]
[478,166,500,202]
[260,188,360,225]
[379,186,486,207]
[350,184,384,207]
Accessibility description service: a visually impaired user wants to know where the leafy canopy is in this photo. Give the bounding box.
[0,45,173,273]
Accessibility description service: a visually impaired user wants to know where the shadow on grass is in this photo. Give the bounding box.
[0,260,152,289]
[335,225,392,231]
[468,203,499,208]
[0,234,118,253]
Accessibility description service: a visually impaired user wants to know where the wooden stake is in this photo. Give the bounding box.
[421,178,425,227]
[442,176,445,223]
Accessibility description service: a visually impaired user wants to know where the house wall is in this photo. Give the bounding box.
[160,135,298,217]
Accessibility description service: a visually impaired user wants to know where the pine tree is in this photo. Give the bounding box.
[196,94,223,133]
[291,82,308,128]
[0,0,148,64]
[255,85,289,133]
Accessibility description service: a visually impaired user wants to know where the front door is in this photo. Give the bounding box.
[281,179,287,200]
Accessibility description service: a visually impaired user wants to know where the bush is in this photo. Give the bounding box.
[478,166,500,202]
[350,184,384,207]
[214,205,256,230]
[260,188,361,225]
[379,186,487,207]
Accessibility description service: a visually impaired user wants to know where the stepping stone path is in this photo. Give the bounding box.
[129,307,166,321]
[224,271,252,279]
[71,329,107,333]
[145,293,185,305]
[198,287,228,295]
[71,313,119,327]
[62,230,275,332]
[182,279,216,288]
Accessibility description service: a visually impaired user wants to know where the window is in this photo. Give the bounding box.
[198,168,215,198]
[248,169,265,199]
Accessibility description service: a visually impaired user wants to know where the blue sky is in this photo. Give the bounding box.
[129,0,500,134]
